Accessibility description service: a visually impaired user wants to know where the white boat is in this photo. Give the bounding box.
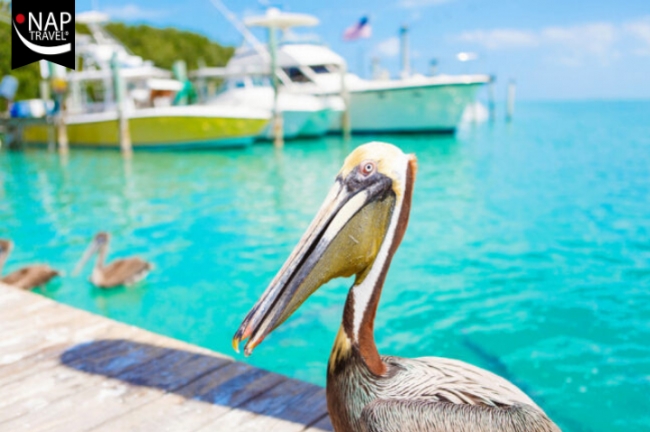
[226,42,489,134]
[192,9,337,141]
[196,72,334,140]
[205,6,490,135]
[21,11,269,150]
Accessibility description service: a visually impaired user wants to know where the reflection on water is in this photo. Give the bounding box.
[1,101,649,432]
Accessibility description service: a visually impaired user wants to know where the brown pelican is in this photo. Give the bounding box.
[0,239,59,290]
[233,142,560,432]
[73,232,152,288]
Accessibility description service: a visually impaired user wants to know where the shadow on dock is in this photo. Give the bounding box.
[60,339,332,430]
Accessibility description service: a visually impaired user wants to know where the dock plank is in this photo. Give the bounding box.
[0,312,169,386]
[89,360,285,432]
[195,377,328,432]
[13,350,231,432]
[0,283,333,431]
[0,338,182,424]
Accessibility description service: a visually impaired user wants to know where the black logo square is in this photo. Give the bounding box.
[11,0,76,70]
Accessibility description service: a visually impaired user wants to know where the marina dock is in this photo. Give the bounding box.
[0,282,332,432]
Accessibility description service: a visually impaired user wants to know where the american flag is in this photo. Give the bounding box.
[343,16,372,41]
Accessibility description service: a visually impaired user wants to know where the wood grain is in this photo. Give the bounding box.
[0,282,333,431]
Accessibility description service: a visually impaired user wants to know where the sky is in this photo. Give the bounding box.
[75,0,650,100]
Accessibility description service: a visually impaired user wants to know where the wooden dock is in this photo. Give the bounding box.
[0,282,333,432]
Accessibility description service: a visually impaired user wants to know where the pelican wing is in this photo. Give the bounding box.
[100,258,151,287]
[361,356,561,431]
[381,356,538,407]
[2,265,58,290]
[360,398,560,432]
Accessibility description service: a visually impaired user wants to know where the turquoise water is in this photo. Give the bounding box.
[1,101,649,431]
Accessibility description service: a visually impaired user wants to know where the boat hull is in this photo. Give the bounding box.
[21,110,268,149]
[209,87,332,141]
[328,82,485,134]
[260,110,313,140]
[297,109,331,138]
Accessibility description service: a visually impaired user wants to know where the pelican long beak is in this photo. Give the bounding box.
[72,240,99,276]
[233,172,396,356]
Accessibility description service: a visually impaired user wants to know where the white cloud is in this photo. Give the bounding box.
[454,21,635,66]
[457,29,538,50]
[627,17,650,45]
[103,4,168,20]
[624,16,650,56]
[410,10,422,21]
[398,0,453,9]
[542,23,617,60]
[374,37,400,57]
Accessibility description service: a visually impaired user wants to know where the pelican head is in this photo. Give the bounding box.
[0,239,14,273]
[234,142,417,355]
[0,239,14,255]
[73,232,110,276]
[95,232,110,246]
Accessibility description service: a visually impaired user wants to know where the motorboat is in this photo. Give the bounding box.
[192,9,338,141]
[20,11,269,150]
[195,71,335,140]
[226,40,489,134]
[203,6,490,135]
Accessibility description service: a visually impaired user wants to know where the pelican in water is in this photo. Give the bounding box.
[73,232,152,288]
[234,142,560,432]
[0,239,59,290]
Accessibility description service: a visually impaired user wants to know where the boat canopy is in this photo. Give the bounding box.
[227,43,344,70]
[244,8,319,29]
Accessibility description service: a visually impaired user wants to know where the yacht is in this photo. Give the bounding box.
[192,9,338,141]
[226,42,489,134]
[202,7,490,135]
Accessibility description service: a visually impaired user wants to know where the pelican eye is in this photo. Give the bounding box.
[360,161,376,176]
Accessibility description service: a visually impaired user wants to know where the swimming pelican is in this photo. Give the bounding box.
[0,239,59,290]
[73,232,152,288]
[233,142,560,432]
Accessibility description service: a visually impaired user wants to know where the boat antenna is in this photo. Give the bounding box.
[207,0,270,61]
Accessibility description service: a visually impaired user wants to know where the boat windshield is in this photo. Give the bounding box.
[283,67,312,83]
[310,64,339,74]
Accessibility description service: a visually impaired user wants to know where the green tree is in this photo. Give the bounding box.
[98,23,234,70]
[0,24,42,102]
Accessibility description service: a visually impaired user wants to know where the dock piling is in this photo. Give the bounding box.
[111,53,132,156]
[506,79,516,122]
[56,112,68,154]
[488,76,496,122]
[47,118,56,152]
[268,25,284,148]
[40,80,56,152]
[340,64,351,140]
